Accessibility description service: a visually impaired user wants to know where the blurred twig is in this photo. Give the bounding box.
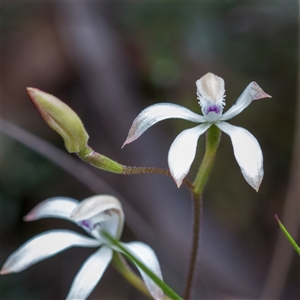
[0,118,155,241]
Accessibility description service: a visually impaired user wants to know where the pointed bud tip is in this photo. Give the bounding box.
[26,87,43,100]
[26,87,34,93]
[274,214,280,222]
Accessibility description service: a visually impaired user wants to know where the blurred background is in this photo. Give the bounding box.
[1,2,299,299]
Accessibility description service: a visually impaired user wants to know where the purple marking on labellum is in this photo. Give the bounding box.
[206,105,221,114]
[80,220,91,230]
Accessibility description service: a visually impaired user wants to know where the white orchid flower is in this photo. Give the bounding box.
[123,73,271,191]
[0,195,163,300]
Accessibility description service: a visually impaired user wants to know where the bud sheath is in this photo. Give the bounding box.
[27,88,89,153]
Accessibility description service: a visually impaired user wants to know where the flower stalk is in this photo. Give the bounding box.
[184,125,221,300]
[193,125,221,196]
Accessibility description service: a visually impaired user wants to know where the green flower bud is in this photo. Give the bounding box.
[27,88,89,153]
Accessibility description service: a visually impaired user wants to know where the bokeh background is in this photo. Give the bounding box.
[1,2,299,300]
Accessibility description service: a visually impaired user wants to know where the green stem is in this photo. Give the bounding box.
[102,231,183,300]
[193,125,221,197]
[112,252,152,298]
[184,125,221,300]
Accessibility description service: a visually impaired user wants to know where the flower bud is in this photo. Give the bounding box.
[27,88,89,153]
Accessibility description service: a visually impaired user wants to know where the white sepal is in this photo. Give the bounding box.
[66,246,113,300]
[168,123,211,187]
[0,230,101,274]
[24,197,79,221]
[216,122,263,191]
[121,242,164,300]
[221,82,271,121]
[122,103,206,147]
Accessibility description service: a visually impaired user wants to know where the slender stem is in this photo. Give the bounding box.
[78,146,193,189]
[184,125,221,299]
[112,252,152,299]
[123,166,193,189]
[103,231,183,300]
[184,193,202,300]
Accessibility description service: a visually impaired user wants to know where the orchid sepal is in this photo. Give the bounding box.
[122,102,206,148]
[0,230,101,274]
[216,122,263,191]
[168,123,211,187]
[221,81,271,121]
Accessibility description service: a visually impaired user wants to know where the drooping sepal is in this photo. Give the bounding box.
[123,242,164,300]
[66,246,113,300]
[168,123,211,187]
[216,122,263,191]
[0,230,100,274]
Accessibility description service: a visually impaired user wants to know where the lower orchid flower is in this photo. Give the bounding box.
[0,195,163,300]
[122,72,271,191]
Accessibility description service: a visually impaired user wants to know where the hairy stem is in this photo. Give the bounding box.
[78,146,193,188]
[184,125,221,299]
[184,193,202,300]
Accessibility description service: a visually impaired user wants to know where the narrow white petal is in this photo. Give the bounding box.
[66,246,113,300]
[24,197,79,221]
[221,82,271,121]
[122,103,206,147]
[0,230,101,274]
[216,122,264,191]
[122,242,164,300]
[70,195,124,240]
[168,123,211,187]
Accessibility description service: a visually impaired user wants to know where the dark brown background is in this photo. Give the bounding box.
[1,2,299,299]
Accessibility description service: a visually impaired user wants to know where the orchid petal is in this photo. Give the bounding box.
[122,103,206,147]
[122,242,164,300]
[66,246,113,300]
[216,122,263,191]
[221,82,271,121]
[24,197,79,221]
[168,123,211,187]
[0,230,101,274]
[70,195,124,240]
